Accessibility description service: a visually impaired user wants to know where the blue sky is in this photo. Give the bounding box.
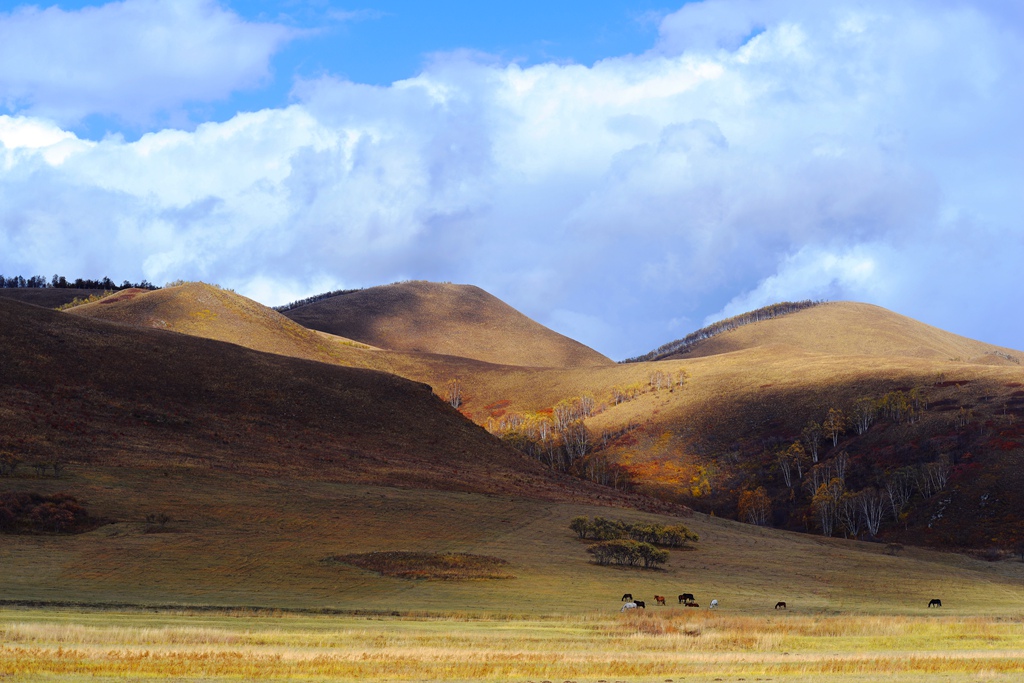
[1,0,1022,360]
[58,1,675,139]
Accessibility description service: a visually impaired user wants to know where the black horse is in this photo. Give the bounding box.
[679,593,695,604]
[928,599,942,608]
[621,593,633,602]
[634,600,646,609]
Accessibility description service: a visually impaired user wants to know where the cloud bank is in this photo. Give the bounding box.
[0,0,294,125]
[0,0,1022,359]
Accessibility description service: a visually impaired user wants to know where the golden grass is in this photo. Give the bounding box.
[3,609,1024,681]
[4,463,1024,618]
[281,280,614,368]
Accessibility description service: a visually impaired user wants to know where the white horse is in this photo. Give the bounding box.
[709,599,719,609]
[620,602,638,612]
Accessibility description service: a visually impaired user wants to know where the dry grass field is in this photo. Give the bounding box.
[4,464,1024,680]
[4,608,1024,682]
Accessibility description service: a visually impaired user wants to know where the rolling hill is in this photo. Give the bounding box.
[658,301,1022,364]
[0,295,644,503]
[4,285,1024,615]
[281,280,614,368]
[63,283,382,367]
[12,279,1024,553]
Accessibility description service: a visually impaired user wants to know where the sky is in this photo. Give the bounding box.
[0,0,1022,360]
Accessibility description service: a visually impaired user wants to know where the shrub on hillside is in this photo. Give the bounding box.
[587,539,669,568]
[0,492,95,534]
[570,516,698,547]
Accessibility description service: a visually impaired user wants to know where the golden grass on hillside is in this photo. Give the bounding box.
[3,609,1024,681]
[282,280,614,368]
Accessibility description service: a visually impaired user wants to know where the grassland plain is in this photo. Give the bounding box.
[3,608,1024,681]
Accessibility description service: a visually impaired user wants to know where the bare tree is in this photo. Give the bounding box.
[884,468,915,520]
[918,456,952,496]
[857,487,887,537]
[832,450,849,484]
[851,398,876,435]
[561,419,590,468]
[806,461,834,495]
[802,422,823,463]
[823,408,847,448]
[776,450,793,488]
[840,491,861,538]
[444,379,464,409]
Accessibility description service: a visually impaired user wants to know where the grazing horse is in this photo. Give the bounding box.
[620,602,637,612]
[634,600,646,609]
[775,601,787,610]
[679,593,695,604]
[621,593,633,602]
[654,595,666,605]
[709,599,719,609]
[928,599,942,608]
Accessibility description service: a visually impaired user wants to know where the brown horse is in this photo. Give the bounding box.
[654,595,666,605]
[685,602,699,608]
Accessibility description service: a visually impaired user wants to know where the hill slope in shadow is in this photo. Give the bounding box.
[281,281,613,368]
[0,296,635,503]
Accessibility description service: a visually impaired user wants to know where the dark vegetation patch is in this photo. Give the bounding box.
[323,551,515,580]
[0,492,100,534]
[0,273,158,290]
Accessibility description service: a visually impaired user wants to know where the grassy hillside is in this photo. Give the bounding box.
[65,283,378,367]
[0,288,110,308]
[281,280,614,368]
[4,462,1024,614]
[31,281,1024,550]
[664,301,1022,364]
[0,295,635,502]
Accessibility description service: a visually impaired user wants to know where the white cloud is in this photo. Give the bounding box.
[708,244,890,323]
[0,0,295,125]
[1,0,1022,359]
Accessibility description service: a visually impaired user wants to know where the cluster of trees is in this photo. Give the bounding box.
[611,370,688,405]
[624,300,822,362]
[0,274,156,290]
[761,393,957,537]
[0,492,92,534]
[445,379,464,409]
[272,287,362,312]
[587,539,669,568]
[570,516,699,547]
[0,453,64,478]
[487,394,600,474]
